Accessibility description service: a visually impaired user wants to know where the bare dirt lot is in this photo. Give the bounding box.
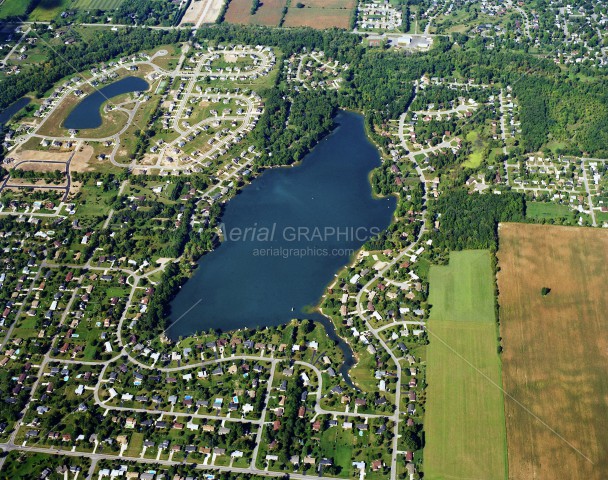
[12,149,71,163]
[70,145,95,173]
[497,223,608,480]
[10,145,94,174]
[180,0,224,25]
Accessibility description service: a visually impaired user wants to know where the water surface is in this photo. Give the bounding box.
[63,76,149,130]
[0,97,30,127]
[169,111,395,338]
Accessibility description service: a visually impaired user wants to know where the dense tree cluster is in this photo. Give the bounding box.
[112,0,188,26]
[251,89,337,166]
[431,190,525,251]
[514,75,608,156]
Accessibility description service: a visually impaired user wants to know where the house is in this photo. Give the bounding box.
[372,459,383,471]
[125,417,136,429]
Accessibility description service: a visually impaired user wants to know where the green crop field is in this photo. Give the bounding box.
[29,0,70,21]
[424,250,508,480]
[0,0,28,19]
[426,249,495,323]
[72,0,127,10]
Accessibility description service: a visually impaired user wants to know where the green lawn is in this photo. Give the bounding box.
[124,432,144,457]
[424,250,507,480]
[349,348,378,393]
[319,427,354,477]
[526,201,573,220]
[0,451,90,479]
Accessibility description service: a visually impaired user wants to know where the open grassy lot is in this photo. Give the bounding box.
[283,7,352,29]
[525,201,574,221]
[497,223,608,480]
[463,130,484,168]
[425,250,507,480]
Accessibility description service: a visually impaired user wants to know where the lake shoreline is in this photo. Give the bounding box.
[167,110,396,382]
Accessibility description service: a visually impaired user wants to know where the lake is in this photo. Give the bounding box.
[63,76,149,130]
[0,97,30,127]
[168,111,396,344]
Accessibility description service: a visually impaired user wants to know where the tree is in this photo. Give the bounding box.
[402,428,421,451]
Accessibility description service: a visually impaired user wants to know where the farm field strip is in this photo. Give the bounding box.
[498,223,608,480]
[0,0,28,18]
[283,7,352,29]
[224,0,287,26]
[425,250,508,480]
[72,0,126,10]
